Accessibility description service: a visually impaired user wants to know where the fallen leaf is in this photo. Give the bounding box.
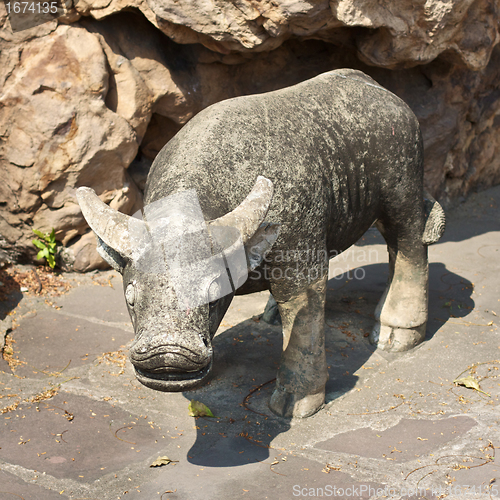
[150,456,178,467]
[453,375,491,396]
[324,464,341,472]
[188,400,215,417]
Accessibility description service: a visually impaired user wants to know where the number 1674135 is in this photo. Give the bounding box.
[5,2,58,14]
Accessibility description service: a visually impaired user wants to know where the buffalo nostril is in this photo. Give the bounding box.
[202,336,209,347]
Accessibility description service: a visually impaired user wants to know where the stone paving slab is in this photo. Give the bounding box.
[314,416,477,462]
[122,450,385,500]
[0,393,166,482]
[453,460,500,496]
[0,469,63,499]
[5,309,133,379]
[0,186,499,499]
[52,278,130,326]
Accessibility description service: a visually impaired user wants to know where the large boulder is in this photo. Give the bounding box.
[0,0,499,269]
[0,20,143,265]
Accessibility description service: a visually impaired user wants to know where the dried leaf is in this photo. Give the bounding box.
[150,456,178,467]
[453,375,491,396]
[188,400,215,417]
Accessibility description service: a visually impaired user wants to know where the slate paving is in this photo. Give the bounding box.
[0,186,499,500]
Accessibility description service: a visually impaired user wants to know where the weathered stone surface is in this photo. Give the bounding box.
[70,0,500,72]
[0,0,499,269]
[139,113,182,161]
[0,20,143,263]
[80,12,201,124]
[61,231,109,272]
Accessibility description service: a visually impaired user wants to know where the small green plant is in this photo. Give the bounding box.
[32,228,58,268]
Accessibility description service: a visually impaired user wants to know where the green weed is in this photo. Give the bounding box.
[32,228,58,268]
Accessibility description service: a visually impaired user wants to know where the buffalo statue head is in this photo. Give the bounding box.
[76,177,279,392]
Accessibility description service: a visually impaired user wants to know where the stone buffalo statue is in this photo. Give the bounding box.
[77,69,445,418]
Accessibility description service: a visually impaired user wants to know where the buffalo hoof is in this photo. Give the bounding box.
[269,386,324,418]
[370,322,426,352]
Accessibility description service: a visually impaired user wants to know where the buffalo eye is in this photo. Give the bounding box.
[125,282,135,306]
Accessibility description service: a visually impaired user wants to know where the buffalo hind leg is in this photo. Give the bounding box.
[269,275,328,418]
[370,221,428,352]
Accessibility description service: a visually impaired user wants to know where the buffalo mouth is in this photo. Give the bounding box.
[133,357,213,392]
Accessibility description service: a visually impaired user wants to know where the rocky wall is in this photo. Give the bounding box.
[0,0,499,270]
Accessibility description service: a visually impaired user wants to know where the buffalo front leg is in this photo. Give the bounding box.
[370,222,429,352]
[269,275,328,418]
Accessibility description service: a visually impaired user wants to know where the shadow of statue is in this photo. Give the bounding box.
[181,259,473,468]
[427,262,475,338]
[0,265,23,372]
[0,265,23,322]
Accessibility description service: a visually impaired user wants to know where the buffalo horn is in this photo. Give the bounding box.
[76,187,144,260]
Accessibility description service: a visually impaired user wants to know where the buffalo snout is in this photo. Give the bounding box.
[129,330,213,392]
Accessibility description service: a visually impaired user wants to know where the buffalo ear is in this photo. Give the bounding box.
[96,236,127,274]
[244,222,280,271]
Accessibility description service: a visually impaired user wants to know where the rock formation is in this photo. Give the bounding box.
[1,0,499,270]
